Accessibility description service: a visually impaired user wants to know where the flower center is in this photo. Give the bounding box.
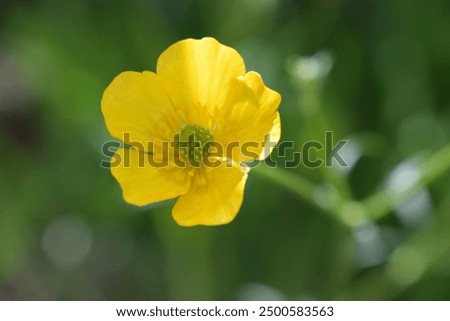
[173,124,214,165]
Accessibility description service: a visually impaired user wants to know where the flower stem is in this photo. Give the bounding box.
[152,209,215,300]
[253,143,450,227]
[362,143,450,220]
[252,165,316,203]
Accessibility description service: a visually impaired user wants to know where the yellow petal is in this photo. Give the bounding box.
[172,162,248,226]
[259,112,281,160]
[156,37,245,127]
[215,71,281,162]
[111,148,191,206]
[101,71,179,151]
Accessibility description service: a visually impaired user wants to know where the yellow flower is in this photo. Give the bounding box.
[101,37,281,226]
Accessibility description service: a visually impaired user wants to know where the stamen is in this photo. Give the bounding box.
[173,124,214,166]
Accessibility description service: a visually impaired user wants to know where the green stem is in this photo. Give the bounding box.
[252,165,317,205]
[153,208,215,300]
[251,164,348,226]
[253,143,450,227]
[336,194,450,300]
[363,143,450,220]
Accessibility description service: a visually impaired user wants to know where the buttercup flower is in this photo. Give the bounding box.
[101,37,281,226]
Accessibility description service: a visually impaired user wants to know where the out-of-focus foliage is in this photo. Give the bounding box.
[0,0,449,300]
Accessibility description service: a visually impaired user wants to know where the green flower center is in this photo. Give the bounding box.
[174,124,214,164]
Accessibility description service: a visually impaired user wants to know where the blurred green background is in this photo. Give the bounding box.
[1,0,449,300]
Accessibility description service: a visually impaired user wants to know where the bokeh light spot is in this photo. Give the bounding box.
[41,216,92,269]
